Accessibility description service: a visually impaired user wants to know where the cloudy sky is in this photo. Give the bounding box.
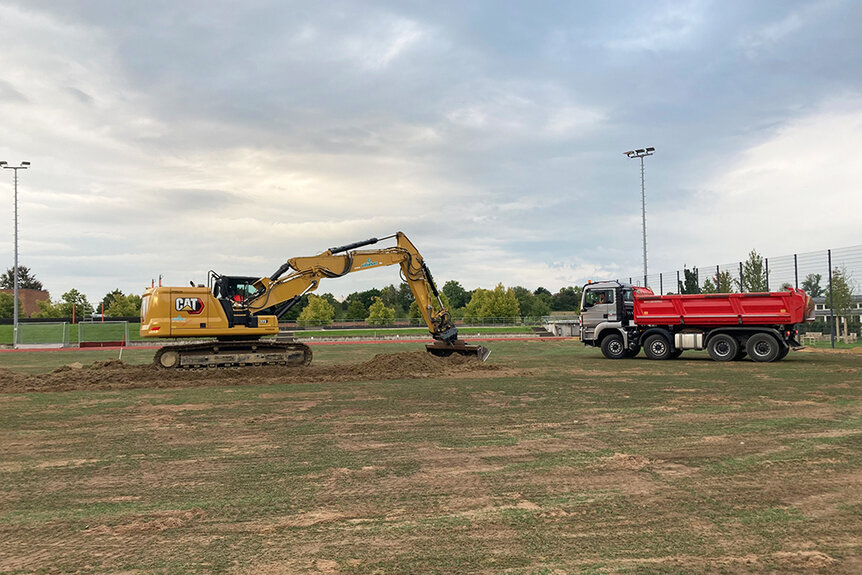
[1,0,860,302]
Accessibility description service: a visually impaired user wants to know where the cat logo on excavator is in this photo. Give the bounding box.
[175,297,204,315]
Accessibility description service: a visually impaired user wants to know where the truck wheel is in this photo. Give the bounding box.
[776,345,790,360]
[707,334,738,362]
[643,334,672,360]
[746,333,780,362]
[734,349,747,361]
[669,349,683,359]
[601,333,626,360]
[623,345,641,358]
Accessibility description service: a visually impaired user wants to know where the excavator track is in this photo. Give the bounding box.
[154,340,312,369]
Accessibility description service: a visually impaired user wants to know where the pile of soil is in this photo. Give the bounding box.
[0,352,499,394]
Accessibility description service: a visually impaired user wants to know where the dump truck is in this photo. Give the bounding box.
[579,281,815,362]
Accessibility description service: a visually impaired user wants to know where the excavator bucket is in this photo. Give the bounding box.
[426,340,491,362]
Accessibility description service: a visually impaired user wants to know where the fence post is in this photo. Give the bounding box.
[828,249,835,349]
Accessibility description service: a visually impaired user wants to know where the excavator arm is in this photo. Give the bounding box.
[245,232,459,343]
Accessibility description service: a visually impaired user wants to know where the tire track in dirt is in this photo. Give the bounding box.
[0,352,502,393]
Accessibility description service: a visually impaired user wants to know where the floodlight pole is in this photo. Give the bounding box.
[624,148,655,287]
[1,161,30,348]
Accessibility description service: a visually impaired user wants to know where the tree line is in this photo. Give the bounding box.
[2,251,856,327]
[0,266,582,324]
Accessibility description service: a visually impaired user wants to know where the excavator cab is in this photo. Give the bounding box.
[211,273,261,303]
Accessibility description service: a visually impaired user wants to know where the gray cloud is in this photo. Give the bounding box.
[1,0,861,302]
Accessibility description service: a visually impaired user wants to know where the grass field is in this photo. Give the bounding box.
[0,324,535,345]
[1,340,860,573]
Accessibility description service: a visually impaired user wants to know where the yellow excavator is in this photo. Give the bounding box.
[140,232,490,368]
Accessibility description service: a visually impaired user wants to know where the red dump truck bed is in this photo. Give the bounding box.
[634,289,813,327]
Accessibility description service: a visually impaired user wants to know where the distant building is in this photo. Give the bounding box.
[812,295,862,318]
[0,288,50,317]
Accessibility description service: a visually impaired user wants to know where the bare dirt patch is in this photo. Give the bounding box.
[0,352,502,394]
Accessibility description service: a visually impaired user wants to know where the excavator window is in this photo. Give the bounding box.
[213,275,261,302]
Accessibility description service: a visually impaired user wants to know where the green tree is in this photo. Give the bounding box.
[367,296,396,326]
[346,289,381,310]
[802,273,824,298]
[379,285,406,317]
[463,285,522,323]
[716,270,735,293]
[703,270,735,294]
[34,289,92,319]
[397,283,415,312]
[463,288,490,325]
[739,250,768,292]
[552,286,582,311]
[511,286,536,318]
[344,299,367,321]
[0,292,23,318]
[106,293,142,316]
[318,293,343,320]
[826,267,854,338]
[486,283,521,323]
[1,266,43,290]
[441,280,469,309]
[297,294,335,327]
[679,268,700,294]
[99,289,125,313]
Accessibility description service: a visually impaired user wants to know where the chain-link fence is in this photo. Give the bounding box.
[616,244,862,347]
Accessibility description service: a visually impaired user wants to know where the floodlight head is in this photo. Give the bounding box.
[645,147,655,152]
[0,161,6,166]
[635,148,645,154]
[21,161,30,166]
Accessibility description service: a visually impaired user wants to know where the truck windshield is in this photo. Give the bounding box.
[584,289,614,307]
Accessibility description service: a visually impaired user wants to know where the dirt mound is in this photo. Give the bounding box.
[0,352,498,394]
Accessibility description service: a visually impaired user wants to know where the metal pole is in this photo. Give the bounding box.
[739,262,744,292]
[794,254,798,289]
[676,270,680,294]
[625,148,654,290]
[640,155,647,287]
[13,169,18,348]
[659,272,663,295]
[1,162,29,349]
[765,258,769,291]
[828,249,835,349]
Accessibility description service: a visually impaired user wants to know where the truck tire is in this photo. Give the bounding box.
[669,349,683,359]
[746,333,780,362]
[707,334,738,362]
[643,334,672,360]
[600,333,627,360]
[623,345,641,358]
[776,345,790,360]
